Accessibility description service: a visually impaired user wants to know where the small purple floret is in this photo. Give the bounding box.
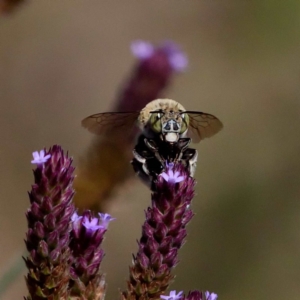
[82,216,103,231]
[131,40,154,59]
[160,169,185,184]
[161,41,188,72]
[71,212,82,222]
[98,213,116,229]
[205,291,218,300]
[161,290,183,300]
[131,39,188,73]
[31,150,51,165]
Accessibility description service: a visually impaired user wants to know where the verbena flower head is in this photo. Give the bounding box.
[69,210,112,299]
[25,145,75,299]
[122,163,195,300]
[31,149,51,165]
[115,39,188,113]
[161,290,183,300]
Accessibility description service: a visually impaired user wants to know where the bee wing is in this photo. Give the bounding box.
[82,111,140,136]
[185,111,223,143]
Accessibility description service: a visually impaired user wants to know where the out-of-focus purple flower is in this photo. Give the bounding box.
[161,41,188,72]
[116,40,189,113]
[98,212,116,229]
[122,163,195,300]
[31,149,51,165]
[161,290,183,300]
[131,40,188,73]
[0,0,26,14]
[205,291,218,300]
[131,40,154,59]
[25,145,75,300]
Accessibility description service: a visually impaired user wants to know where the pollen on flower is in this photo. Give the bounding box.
[161,290,183,300]
[31,150,51,165]
[98,213,116,229]
[205,291,218,300]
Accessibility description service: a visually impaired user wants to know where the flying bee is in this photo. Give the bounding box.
[82,99,223,188]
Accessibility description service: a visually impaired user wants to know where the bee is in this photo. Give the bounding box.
[82,99,223,188]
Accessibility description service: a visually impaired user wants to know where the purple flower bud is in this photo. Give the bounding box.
[33,222,45,239]
[44,213,56,230]
[49,249,60,263]
[47,230,59,248]
[164,248,178,266]
[184,291,204,300]
[37,240,49,257]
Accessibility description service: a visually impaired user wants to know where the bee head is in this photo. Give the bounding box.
[149,110,189,142]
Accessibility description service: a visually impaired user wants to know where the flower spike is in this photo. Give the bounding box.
[122,163,195,300]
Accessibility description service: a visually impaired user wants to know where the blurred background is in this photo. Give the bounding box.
[1,1,300,299]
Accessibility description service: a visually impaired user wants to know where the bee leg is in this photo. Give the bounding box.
[188,150,198,177]
[144,138,165,169]
[131,150,153,188]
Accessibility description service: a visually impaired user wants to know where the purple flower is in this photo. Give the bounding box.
[98,212,116,229]
[25,145,75,299]
[122,163,195,300]
[205,291,218,300]
[69,210,112,298]
[71,211,82,222]
[131,40,188,73]
[131,40,154,59]
[82,215,103,231]
[31,149,51,165]
[161,41,188,72]
[161,290,183,300]
[160,169,185,184]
